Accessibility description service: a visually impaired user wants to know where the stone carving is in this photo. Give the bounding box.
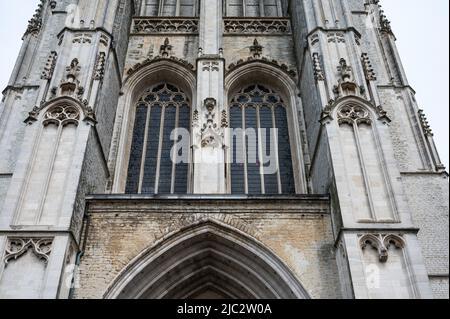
[418,109,433,136]
[202,61,220,72]
[60,58,82,96]
[337,104,372,126]
[23,0,45,38]
[359,234,405,263]
[228,56,296,78]
[310,33,319,46]
[155,214,261,244]
[4,238,53,266]
[132,18,199,34]
[321,99,390,126]
[379,9,392,34]
[192,109,200,128]
[159,38,173,57]
[327,32,346,43]
[334,58,360,97]
[73,33,93,44]
[250,39,263,58]
[312,53,325,81]
[43,105,80,126]
[221,110,228,128]
[126,55,195,78]
[41,51,58,80]
[224,18,291,34]
[361,53,377,81]
[201,98,223,148]
[93,52,106,80]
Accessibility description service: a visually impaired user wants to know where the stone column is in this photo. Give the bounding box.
[192,0,226,194]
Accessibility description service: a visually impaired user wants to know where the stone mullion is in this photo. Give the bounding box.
[276,0,283,17]
[154,105,166,194]
[259,0,265,17]
[271,106,282,194]
[256,105,265,194]
[242,106,249,194]
[138,105,152,194]
[170,105,180,194]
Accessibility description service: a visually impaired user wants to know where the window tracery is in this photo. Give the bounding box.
[229,84,295,194]
[126,83,191,194]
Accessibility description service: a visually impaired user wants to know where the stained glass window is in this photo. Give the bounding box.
[126,84,190,194]
[229,85,295,194]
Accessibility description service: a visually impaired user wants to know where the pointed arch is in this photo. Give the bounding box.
[104,219,310,299]
[111,59,196,194]
[224,61,307,194]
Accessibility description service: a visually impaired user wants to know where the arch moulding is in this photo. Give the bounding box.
[110,59,197,194]
[104,218,311,299]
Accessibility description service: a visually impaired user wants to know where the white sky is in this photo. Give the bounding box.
[0,0,448,170]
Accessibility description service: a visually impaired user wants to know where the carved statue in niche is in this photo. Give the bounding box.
[200,98,223,148]
[334,58,360,98]
[60,58,82,97]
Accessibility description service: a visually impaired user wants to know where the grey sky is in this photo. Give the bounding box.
[0,0,448,170]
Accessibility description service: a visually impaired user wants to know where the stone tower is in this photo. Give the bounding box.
[0,0,448,299]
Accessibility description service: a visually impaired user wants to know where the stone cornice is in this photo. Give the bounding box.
[86,194,330,215]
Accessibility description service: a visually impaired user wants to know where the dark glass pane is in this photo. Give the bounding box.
[158,106,176,194]
[246,107,261,195]
[260,106,278,194]
[152,84,165,92]
[275,106,295,194]
[243,85,256,93]
[230,106,245,194]
[250,92,263,103]
[267,95,279,103]
[174,105,190,193]
[144,94,156,102]
[258,85,270,93]
[125,105,147,194]
[142,105,162,194]
[166,84,178,92]
[158,91,171,102]
[237,95,249,103]
[173,94,185,103]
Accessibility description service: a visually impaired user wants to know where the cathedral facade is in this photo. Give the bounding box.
[0,0,448,299]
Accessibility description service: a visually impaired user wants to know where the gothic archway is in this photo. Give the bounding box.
[225,61,308,194]
[111,59,196,194]
[104,220,310,299]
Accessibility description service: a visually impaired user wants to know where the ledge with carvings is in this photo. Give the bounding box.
[131,17,200,35]
[223,17,292,35]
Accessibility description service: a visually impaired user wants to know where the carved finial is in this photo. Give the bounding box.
[160,38,173,57]
[41,51,58,80]
[23,0,45,38]
[250,38,263,59]
[361,53,377,81]
[312,53,325,81]
[418,109,433,136]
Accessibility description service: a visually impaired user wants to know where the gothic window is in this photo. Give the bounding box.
[125,83,190,194]
[224,0,283,17]
[229,85,295,195]
[142,0,198,16]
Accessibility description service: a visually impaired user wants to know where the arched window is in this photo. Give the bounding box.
[224,0,283,17]
[142,0,199,16]
[229,85,295,195]
[126,83,190,194]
